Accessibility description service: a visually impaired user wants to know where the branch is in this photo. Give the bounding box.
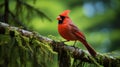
[0,22,120,67]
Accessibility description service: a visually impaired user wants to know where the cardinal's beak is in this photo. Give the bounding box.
[57,16,61,20]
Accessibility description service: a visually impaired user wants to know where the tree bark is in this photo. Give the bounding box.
[4,0,9,23]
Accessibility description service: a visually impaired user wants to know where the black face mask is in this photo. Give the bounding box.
[58,16,65,24]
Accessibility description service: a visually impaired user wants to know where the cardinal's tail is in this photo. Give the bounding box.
[79,40,97,57]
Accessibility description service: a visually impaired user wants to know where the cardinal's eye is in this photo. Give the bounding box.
[60,16,65,20]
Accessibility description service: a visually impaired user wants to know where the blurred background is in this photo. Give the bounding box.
[0,0,120,54]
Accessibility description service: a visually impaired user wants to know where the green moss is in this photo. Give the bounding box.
[0,29,55,67]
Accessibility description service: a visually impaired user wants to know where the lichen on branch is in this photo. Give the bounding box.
[0,22,120,67]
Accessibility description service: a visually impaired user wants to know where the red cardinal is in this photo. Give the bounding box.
[57,10,97,56]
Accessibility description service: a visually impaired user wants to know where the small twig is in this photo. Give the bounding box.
[9,10,27,29]
[18,0,52,21]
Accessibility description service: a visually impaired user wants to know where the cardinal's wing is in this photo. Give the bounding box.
[69,23,86,40]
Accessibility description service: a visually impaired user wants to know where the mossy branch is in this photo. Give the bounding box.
[0,22,120,67]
